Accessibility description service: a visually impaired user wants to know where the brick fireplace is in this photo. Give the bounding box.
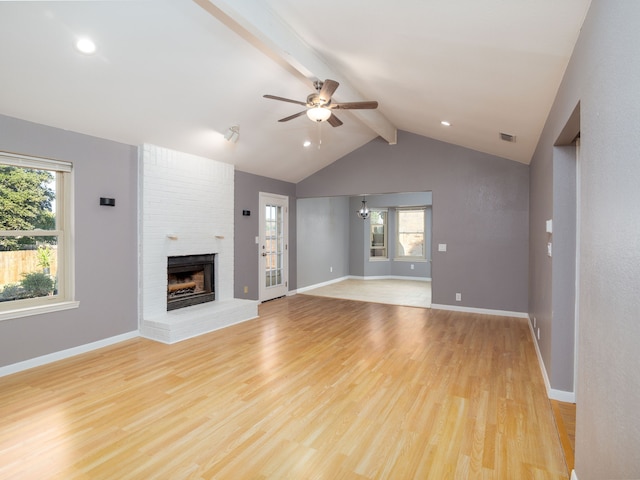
[138,144,258,343]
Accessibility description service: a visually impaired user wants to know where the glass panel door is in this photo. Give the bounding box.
[259,193,288,301]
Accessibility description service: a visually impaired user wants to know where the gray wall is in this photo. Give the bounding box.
[0,114,138,368]
[529,1,640,477]
[234,170,297,300]
[552,146,577,392]
[296,196,350,288]
[297,131,529,312]
[348,197,366,277]
[529,144,578,395]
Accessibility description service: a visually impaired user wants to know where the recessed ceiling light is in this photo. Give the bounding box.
[75,37,96,55]
[303,140,311,147]
[441,120,451,127]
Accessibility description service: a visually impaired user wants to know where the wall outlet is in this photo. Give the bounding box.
[438,243,447,252]
[243,286,248,294]
[533,317,536,328]
[455,293,462,302]
[537,327,540,340]
[330,266,333,273]
[410,264,414,270]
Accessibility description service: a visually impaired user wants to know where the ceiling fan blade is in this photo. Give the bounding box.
[278,110,307,122]
[327,113,343,127]
[318,79,339,103]
[264,94,307,107]
[331,101,378,110]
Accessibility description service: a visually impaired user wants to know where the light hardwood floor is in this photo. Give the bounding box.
[552,400,576,473]
[0,295,568,479]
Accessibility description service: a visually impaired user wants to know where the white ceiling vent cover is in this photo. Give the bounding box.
[500,132,516,142]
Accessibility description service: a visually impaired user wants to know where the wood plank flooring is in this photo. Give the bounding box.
[0,295,568,479]
[552,400,576,473]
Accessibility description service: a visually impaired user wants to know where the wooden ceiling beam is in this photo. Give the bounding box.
[193,0,397,144]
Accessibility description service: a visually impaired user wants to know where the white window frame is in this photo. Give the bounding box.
[369,208,388,260]
[395,207,427,261]
[0,151,78,321]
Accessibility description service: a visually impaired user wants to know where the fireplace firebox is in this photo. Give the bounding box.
[167,254,215,311]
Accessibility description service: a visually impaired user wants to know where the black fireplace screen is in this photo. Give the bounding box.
[167,254,215,311]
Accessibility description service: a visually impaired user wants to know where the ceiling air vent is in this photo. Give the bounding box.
[500,132,516,143]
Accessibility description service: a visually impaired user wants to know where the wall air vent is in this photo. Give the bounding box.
[500,132,516,142]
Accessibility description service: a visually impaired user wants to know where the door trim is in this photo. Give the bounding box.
[258,192,289,302]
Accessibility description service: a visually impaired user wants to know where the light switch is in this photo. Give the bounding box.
[438,244,447,252]
[546,219,553,234]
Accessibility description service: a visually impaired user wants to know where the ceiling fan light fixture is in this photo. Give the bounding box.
[306,106,331,123]
[264,79,377,127]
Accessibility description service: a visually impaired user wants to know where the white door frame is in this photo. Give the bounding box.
[574,138,581,398]
[259,192,289,302]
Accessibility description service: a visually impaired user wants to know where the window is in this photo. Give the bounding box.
[369,209,387,259]
[396,208,425,259]
[0,151,77,319]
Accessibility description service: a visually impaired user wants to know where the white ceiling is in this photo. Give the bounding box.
[0,0,591,183]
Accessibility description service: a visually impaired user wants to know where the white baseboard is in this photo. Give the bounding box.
[0,330,139,378]
[550,388,576,403]
[431,303,528,318]
[571,469,578,480]
[348,275,431,282]
[527,315,576,403]
[296,276,350,293]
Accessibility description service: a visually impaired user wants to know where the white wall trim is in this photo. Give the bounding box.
[0,330,139,378]
[528,315,552,392]
[527,315,576,403]
[0,300,80,322]
[348,275,431,282]
[296,276,350,293]
[550,388,576,403]
[431,303,528,318]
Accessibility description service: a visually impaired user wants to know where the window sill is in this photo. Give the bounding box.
[368,257,389,262]
[0,300,80,322]
[394,257,429,262]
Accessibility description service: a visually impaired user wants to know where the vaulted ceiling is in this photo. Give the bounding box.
[0,0,591,183]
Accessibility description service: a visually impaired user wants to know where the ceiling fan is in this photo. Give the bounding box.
[263,79,378,127]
